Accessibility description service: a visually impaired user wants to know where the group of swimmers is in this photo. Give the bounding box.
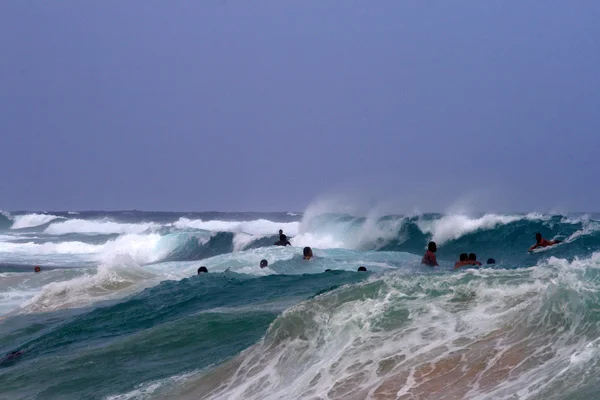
[422,232,562,269]
[197,229,370,274]
[197,230,563,275]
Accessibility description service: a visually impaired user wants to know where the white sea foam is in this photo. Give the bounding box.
[174,253,600,400]
[172,218,298,236]
[10,213,64,229]
[418,213,538,245]
[19,255,159,314]
[44,219,159,235]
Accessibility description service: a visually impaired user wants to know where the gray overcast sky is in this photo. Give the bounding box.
[1,1,599,212]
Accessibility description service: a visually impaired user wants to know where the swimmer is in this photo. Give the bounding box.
[529,233,562,251]
[274,234,292,247]
[260,259,268,268]
[357,266,367,272]
[454,253,472,269]
[34,266,41,273]
[303,247,313,260]
[197,266,208,274]
[468,253,482,266]
[421,242,438,266]
[487,258,496,264]
[279,229,283,235]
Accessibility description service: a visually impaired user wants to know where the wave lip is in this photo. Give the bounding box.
[10,213,64,230]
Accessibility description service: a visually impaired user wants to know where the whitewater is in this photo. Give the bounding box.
[1,210,600,400]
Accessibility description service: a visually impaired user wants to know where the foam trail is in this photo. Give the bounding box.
[11,213,63,229]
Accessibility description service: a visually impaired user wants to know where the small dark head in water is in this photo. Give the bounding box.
[260,259,268,268]
[428,242,437,252]
[34,266,41,273]
[303,247,313,260]
[487,258,496,264]
[197,266,208,274]
[357,266,367,272]
[460,253,468,261]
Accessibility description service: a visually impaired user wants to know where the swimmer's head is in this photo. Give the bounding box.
[34,266,41,273]
[260,259,268,268]
[197,266,208,274]
[468,253,477,261]
[487,258,496,264]
[428,241,437,252]
[535,232,542,242]
[279,229,283,235]
[459,253,468,261]
[303,247,313,260]
[357,266,367,272]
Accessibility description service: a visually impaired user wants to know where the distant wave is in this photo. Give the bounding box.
[10,213,64,230]
[44,219,159,235]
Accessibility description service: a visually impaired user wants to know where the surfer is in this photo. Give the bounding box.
[197,266,208,274]
[303,247,313,260]
[34,265,41,273]
[421,242,439,266]
[274,234,291,247]
[260,259,268,268]
[529,233,562,251]
[357,266,367,272]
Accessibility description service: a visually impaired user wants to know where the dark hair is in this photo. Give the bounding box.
[428,241,437,252]
[459,253,468,261]
[487,258,496,264]
[303,247,312,257]
[260,259,268,268]
[468,253,476,261]
[279,229,283,235]
[357,266,367,272]
[197,266,208,274]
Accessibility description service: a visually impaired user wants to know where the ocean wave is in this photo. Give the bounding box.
[171,217,299,236]
[10,213,64,230]
[44,219,160,235]
[178,252,600,400]
[19,256,159,314]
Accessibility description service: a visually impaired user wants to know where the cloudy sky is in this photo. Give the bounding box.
[1,1,599,212]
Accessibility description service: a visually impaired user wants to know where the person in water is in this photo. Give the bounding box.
[529,233,562,251]
[197,266,208,274]
[487,258,496,265]
[468,253,482,266]
[274,234,292,247]
[34,266,41,273]
[260,259,268,268]
[357,266,367,272]
[422,242,438,266]
[303,247,313,260]
[454,253,480,269]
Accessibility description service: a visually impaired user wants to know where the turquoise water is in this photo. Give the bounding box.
[1,211,600,399]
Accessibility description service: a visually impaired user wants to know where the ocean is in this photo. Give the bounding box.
[1,210,599,399]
